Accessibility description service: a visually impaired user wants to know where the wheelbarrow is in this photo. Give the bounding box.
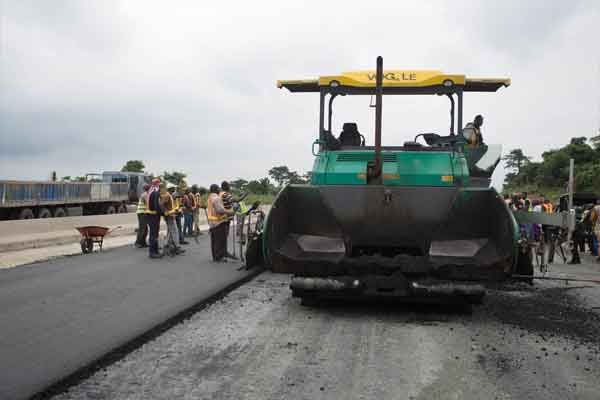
[75,226,121,254]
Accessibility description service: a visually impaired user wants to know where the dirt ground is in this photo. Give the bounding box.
[54,257,600,400]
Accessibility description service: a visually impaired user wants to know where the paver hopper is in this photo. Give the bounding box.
[261,57,531,303]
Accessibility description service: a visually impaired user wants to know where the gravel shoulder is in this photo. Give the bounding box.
[54,263,600,400]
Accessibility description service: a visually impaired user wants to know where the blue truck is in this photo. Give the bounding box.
[0,171,151,220]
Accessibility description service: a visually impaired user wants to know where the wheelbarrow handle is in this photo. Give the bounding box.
[106,226,123,235]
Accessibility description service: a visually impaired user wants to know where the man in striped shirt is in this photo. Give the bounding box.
[220,181,247,259]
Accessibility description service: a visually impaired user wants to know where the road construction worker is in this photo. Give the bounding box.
[590,200,600,262]
[172,184,189,245]
[147,178,163,258]
[182,187,194,237]
[542,199,554,213]
[207,184,234,262]
[162,184,185,255]
[135,183,150,248]
[462,115,484,146]
[220,181,247,259]
[191,185,203,236]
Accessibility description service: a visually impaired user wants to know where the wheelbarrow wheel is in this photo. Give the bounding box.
[81,238,94,254]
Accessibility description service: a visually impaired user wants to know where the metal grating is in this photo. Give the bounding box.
[336,153,397,162]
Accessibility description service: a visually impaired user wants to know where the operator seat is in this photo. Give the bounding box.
[338,122,362,147]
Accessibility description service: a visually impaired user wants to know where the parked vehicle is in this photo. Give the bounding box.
[0,172,151,220]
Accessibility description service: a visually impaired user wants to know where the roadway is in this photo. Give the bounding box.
[0,233,256,400]
[53,261,600,400]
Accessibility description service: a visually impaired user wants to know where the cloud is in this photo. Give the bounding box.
[0,0,598,191]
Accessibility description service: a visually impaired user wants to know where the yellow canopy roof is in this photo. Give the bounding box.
[277,70,510,93]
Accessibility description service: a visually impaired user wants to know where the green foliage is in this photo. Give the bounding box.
[230,179,248,192]
[246,178,275,195]
[268,165,310,187]
[589,134,600,150]
[121,160,145,173]
[504,137,600,199]
[162,171,187,186]
[502,148,530,174]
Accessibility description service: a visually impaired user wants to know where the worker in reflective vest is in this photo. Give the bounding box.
[191,185,203,236]
[135,184,150,248]
[162,185,185,254]
[182,187,195,237]
[147,178,163,258]
[543,199,554,213]
[175,185,188,245]
[207,184,234,262]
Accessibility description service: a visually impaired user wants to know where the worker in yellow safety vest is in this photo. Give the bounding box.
[161,184,185,254]
[172,183,189,245]
[135,183,151,248]
[191,185,203,235]
[207,184,234,262]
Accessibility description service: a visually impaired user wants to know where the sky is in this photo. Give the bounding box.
[0,0,599,190]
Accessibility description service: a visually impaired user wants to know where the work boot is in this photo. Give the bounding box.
[176,247,186,255]
[149,252,163,259]
[180,240,190,245]
[226,252,238,260]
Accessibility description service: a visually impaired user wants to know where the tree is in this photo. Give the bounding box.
[268,166,291,187]
[61,176,71,181]
[303,171,313,183]
[162,170,187,186]
[589,134,600,150]
[121,160,145,173]
[287,171,305,184]
[503,149,530,174]
[570,137,587,146]
[230,178,248,192]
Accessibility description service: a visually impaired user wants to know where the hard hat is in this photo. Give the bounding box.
[166,182,176,189]
[151,178,161,185]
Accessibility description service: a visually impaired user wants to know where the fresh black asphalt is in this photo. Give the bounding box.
[0,233,255,400]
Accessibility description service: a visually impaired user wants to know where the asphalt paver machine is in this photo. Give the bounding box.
[259,57,536,304]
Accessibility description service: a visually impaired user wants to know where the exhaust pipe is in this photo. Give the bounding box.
[367,56,383,184]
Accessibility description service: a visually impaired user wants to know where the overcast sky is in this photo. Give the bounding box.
[1,0,599,189]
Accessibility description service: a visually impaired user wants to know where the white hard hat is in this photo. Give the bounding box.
[166,182,176,189]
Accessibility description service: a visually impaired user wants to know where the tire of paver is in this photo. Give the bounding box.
[53,207,67,218]
[516,248,534,283]
[38,208,52,218]
[105,205,116,214]
[18,208,35,220]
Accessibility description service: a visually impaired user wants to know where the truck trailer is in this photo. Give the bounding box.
[0,171,151,220]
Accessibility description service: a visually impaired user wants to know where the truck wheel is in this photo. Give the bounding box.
[118,204,128,213]
[18,208,35,220]
[105,205,116,214]
[38,208,52,218]
[53,208,67,218]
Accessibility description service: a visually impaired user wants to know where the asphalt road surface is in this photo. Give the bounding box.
[0,233,254,400]
[53,260,600,400]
